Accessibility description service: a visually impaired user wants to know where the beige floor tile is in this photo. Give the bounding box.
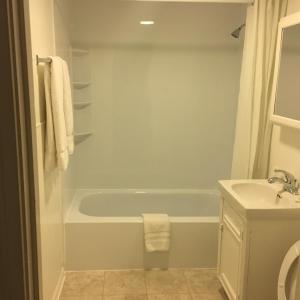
[145,269,189,294]
[184,269,221,294]
[60,271,104,297]
[148,294,191,300]
[103,295,147,300]
[104,270,146,295]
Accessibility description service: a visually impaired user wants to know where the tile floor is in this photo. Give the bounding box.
[59,269,228,300]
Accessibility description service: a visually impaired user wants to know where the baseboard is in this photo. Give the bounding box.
[52,268,65,300]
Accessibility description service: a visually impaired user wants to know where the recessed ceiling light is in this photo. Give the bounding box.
[140,20,155,25]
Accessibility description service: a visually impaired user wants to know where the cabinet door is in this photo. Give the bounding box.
[218,212,243,300]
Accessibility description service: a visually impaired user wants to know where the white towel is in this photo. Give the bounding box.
[44,62,56,171]
[142,214,170,252]
[44,56,74,171]
[62,60,74,154]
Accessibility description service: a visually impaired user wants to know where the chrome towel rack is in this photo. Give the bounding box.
[36,55,52,65]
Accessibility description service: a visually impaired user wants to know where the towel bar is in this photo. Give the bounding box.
[36,55,52,65]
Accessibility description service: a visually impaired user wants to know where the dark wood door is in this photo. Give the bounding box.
[0,0,39,299]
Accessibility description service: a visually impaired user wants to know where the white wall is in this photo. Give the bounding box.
[287,0,300,14]
[53,0,76,218]
[69,1,245,189]
[269,0,300,179]
[27,0,64,299]
[71,45,242,189]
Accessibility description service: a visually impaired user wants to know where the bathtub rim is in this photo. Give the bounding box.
[66,188,220,224]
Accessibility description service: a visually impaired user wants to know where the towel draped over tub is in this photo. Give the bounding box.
[142,214,171,252]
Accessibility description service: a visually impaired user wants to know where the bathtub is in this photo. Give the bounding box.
[65,189,220,270]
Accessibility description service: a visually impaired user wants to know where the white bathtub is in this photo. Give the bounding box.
[65,189,220,270]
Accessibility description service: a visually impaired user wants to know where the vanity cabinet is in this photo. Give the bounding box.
[218,201,245,300]
[217,187,300,300]
[218,200,246,300]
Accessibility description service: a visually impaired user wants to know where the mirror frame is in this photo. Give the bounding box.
[270,12,300,130]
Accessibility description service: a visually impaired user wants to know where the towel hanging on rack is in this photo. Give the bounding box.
[43,56,74,171]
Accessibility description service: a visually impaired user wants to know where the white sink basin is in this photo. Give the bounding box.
[231,182,278,206]
[219,180,300,217]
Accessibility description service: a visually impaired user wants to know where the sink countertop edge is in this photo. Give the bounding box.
[218,179,300,220]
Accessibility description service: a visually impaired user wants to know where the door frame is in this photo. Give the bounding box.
[0,0,39,299]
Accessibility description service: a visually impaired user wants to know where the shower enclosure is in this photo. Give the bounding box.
[54,0,246,270]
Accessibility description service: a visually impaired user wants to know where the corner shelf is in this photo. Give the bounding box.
[74,132,93,144]
[73,82,91,89]
[73,101,92,109]
[72,47,92,145]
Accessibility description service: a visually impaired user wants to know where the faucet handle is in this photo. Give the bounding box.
[274,169,295,183]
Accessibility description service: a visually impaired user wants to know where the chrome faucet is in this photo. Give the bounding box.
[268,169,299,198]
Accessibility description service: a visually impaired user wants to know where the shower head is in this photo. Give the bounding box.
[231,23,246,39]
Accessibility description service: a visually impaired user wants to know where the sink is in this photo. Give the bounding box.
[231,182,278,207]
[219,179,300,217]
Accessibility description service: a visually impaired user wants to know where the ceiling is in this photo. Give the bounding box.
[65,0,246,47]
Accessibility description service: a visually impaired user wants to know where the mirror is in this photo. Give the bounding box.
[271,13,300,129]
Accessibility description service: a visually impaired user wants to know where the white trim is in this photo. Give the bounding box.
[223,214,242,241]
[271,115,300,130]
[219,273,237,300]
[51,268,65,300]
[270,12,300,130]
[280,11,300,28]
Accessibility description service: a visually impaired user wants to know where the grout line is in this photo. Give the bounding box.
[103,270,107,296]
[143,269,148,298]
[144,270,150,300]
[183,269,194,299]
